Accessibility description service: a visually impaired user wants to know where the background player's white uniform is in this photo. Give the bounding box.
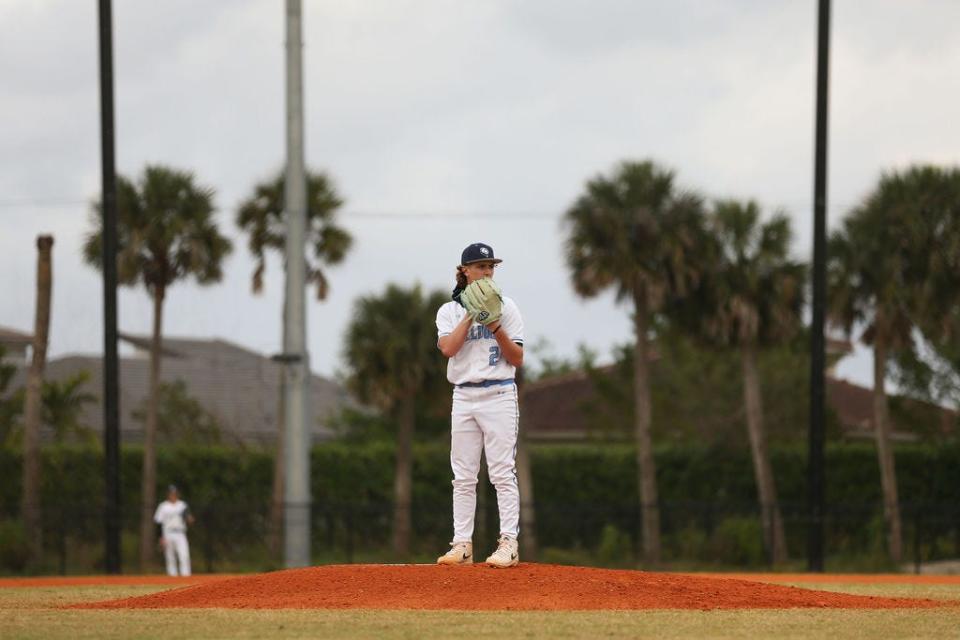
[154,499,192,576]
[436,295,524,542]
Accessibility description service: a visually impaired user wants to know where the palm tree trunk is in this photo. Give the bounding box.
[268,366,285,560]
[873,333,903,564]
[392,394,415,556]
[515,370,538,560]
[515,436,537,559]
[633,288,660,565]
[740,343,788,565]
[139,285,165,570]
[22,235,54,569]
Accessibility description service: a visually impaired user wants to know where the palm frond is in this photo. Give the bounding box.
[83,165,230,294]
[236,170,352,298]
[563,159,707,313]
[693,199,805,348]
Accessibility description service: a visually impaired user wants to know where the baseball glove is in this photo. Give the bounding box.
[461,277,503,326]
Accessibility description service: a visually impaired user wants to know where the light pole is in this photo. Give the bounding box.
[808,0,831,573]
[98,0,121,574]
[282,0,311,568]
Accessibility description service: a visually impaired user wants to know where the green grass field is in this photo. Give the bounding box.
[2,580,959,639]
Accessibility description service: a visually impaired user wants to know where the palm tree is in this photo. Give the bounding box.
[84,165,232,569]
[236,170,352,300]
[827,168,935,564]
[834,165,960,563]
[695,200,805,564]
[236,169,352,557]
[22,235,53,567]
[893,167,960,413]
[132,380,223,446]
[343,284,449,557]
[42,371,97,444]
[564,160,707,564]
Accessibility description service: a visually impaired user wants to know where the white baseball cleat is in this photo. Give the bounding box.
[437,541,473,565]
[485,536,519,568]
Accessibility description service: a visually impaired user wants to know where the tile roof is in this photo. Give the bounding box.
[6,334,352,445]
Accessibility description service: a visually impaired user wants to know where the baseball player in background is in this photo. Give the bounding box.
[435,242,524,568]
[154,484,195,576]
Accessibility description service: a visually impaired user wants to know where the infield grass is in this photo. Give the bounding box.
[1,582,959,639]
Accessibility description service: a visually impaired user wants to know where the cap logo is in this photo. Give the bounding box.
[480,246,490,256]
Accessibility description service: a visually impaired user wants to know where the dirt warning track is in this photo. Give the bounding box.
[0,575,230,588]
[71,564,952,611]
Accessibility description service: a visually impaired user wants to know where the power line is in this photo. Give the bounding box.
[343,210,562,219]
[0,198,858,218]
[0,198,564,218]
[0,198,88,208]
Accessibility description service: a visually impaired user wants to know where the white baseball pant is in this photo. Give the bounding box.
[450,382,520,542]
[163,531,191,576]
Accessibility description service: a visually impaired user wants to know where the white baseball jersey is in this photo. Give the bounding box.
[438,292,524,543]
[154,499,190,537]
[436,296,524,385]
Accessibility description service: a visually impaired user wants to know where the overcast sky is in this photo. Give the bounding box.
[2,0,959,388]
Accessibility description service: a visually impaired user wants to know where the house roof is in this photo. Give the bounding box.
[824,377,953,440]
[825,378,875,432]
[826,338,854,355]
[520,366,616,440]
[0,326,33,345]
[520,367,953,442]
[118,333,272,360]
[119,332,188,358]
[7,335,352,445]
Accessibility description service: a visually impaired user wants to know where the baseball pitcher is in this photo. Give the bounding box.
[435,242,524,568]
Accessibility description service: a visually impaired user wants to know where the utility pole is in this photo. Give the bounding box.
[808,0,831,573]
[98,0,122,574]
[283,0,311,568]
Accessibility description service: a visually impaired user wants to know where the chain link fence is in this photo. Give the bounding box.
[2,497,958,574]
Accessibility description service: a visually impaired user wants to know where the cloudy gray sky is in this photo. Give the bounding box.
[2,0,959,388]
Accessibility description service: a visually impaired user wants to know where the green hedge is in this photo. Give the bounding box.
[1,441,959,570]
[2,441,959,520]
[530,443,960,558]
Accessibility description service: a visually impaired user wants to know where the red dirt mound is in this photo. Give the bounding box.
[73,564,950,611]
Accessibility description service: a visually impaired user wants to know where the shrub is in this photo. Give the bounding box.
[0,519,28,573]
[710,516,765,566]
[596,524,634,567]
[667,525,710,562]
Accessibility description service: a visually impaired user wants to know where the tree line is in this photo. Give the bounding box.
[562,161,960,566]
[7,159,960,570]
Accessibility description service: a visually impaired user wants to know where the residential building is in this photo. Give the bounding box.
[0,326,31,365]
[2,328,350,445]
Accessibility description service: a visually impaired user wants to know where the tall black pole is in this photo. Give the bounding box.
[98,0,121,574]
[808,0,831,573]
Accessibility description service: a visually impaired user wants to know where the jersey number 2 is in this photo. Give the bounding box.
[488,346,501,366]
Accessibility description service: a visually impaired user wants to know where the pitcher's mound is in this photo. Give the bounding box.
[74,564,946,611]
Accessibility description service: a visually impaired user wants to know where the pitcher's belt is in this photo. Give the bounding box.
[456,379,514,388]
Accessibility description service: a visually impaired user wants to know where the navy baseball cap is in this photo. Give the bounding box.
[460,242,503,266]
